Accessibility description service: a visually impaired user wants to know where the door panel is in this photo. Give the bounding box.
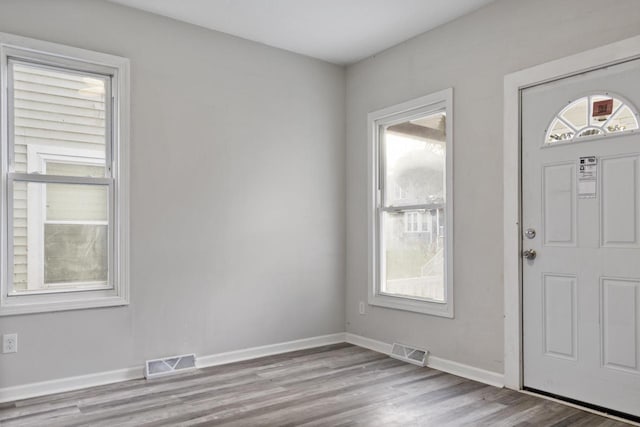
[522,58,640,417]
[543,163,577,246]
[543,274,577,359]
[601,278,639,373]
[600,155,640,247]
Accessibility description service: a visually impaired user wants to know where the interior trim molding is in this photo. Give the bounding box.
[0,366,142,404]
[427,354,504,388]
[503,34,640,390]
[345,332,504,388]
[1,332,505,403]
[345,332,393,354]
[196,333,347,368]
[0,333,346,403]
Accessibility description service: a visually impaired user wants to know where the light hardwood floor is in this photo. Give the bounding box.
[0,343,632,426]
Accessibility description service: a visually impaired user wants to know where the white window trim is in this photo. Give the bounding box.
[0,32,130,316]
[367,88,454,317]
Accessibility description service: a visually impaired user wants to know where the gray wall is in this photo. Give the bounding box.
[2,0,640,391]
[345,0,640,374]
[0,0,346,388]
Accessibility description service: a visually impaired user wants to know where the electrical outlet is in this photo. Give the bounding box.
[2,333,17,353]
[358,301,366,315]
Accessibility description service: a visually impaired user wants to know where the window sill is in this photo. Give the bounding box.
[0,288,129,316]
[368,293,453,318]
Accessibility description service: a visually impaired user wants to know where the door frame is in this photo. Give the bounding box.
[503,35,640,390]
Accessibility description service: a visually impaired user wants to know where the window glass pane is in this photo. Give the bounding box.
[559,96,588,129]
[47,183,108,222]
[11,62,107,174]
[12,181,109,293]
[546,118,574,143]
[44,224,107,285]
[578,128,603,137]
[589,96,622,127]
[382,210,444,301]
[383,111,446,207]
[46,161,105,178]
[606,105,639,133]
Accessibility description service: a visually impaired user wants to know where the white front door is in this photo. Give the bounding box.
[522,58,640,418]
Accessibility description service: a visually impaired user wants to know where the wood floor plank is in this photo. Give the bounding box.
[0,343,633,426]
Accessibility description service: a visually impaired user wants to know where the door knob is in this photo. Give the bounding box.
[522,249,536,260]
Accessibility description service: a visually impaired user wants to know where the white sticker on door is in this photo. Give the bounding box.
[578,156,597,198]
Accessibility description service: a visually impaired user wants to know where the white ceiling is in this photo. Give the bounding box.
[108,0,495,65]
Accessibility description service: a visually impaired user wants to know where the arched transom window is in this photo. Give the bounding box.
[545,94,639,144]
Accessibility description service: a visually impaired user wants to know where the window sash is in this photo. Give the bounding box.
[378,209,447,302]
[7,174,114,296]
[7,57,113,178]
[381,203,444,213]
[6,53,114,295]
[377,107,448,301]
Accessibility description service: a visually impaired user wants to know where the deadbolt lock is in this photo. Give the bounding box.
[522,249,537,260]
[524,228,536,239]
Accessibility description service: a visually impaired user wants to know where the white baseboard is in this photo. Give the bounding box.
[427,355,504,388]
[196,333,346,368]
[345,332,504,388]
[0,332,346,404]
[345,332,393,354]
[0,331,503,403]
[0,366,142,403]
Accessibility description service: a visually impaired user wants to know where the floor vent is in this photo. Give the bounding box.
[145,354,196,379]
[390,343,428,367]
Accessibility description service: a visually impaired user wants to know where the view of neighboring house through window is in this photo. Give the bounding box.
[382,111,446,301]
[368,89,453,317]
[0,34,129,315]
[404,211,422,233]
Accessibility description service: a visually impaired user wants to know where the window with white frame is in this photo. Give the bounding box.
[0,33,129,315]
[545,93,639,143]
[368,89,453,317]
[394,183,408,201]
[404,211,422,233]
